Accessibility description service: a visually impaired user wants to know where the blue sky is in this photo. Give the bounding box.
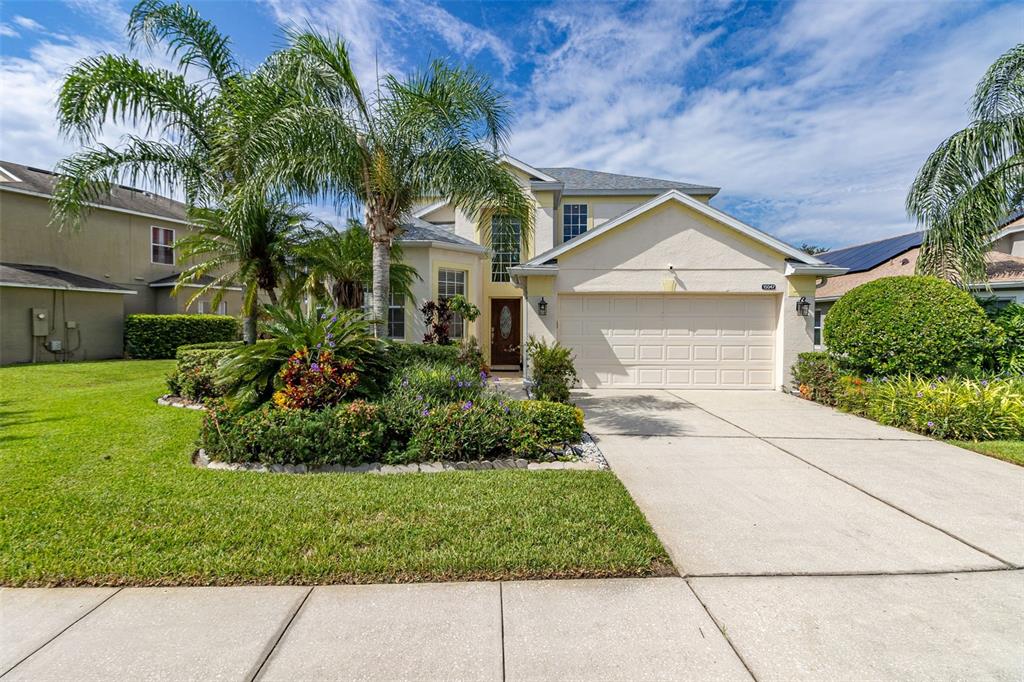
[1,0,1020,248]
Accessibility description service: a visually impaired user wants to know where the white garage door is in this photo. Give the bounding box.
[558,294,778,389]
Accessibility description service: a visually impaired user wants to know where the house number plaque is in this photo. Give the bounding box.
[761,284,777,291]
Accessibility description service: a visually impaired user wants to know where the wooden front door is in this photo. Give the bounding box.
[490,298,522,368]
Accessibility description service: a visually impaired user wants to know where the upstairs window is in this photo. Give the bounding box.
[151,226,175,264]
[438,269,467,338]
[490,214,521,283]
[197,300,227,315]
[562,203,588,242]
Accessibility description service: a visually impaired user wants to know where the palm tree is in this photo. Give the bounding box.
[907,43,1024,286]
[51,0,304,342]
[235,31,533,336]
[173,200,312,342]
[295,220,419,310]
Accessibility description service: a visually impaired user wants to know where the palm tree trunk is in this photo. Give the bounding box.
[242,314,257,345]
[266,288,279,305]
[368,205,391,338]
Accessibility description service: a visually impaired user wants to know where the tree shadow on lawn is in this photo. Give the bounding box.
[0,400,59,444]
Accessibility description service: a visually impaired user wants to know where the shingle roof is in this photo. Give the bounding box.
[0,262,134,293]
[0,160,187,222]
[821,232,924,274]
[397,216,486,251]
[536,167,719,196]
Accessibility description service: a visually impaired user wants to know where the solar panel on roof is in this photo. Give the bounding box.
[821,232,923,273]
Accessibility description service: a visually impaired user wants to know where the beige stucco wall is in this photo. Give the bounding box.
[0,286,126,364]
[0,191,191,292]
[400,244,485,346]
[992,225,1024,257]
[524,200,816,388]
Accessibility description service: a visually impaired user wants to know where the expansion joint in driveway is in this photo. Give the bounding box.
[682,579,759,681]
[664,392,1019,572]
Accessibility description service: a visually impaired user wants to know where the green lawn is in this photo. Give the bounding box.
[953,440,1024,467]
[0,361,670,587]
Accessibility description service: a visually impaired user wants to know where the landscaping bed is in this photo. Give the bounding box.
[0,361,669,586]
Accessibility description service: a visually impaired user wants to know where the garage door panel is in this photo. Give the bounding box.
[559,294,777,389]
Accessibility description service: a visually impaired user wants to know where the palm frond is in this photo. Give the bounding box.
[128,0,238,87]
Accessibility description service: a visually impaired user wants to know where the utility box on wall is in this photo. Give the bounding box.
[31,308,48,337]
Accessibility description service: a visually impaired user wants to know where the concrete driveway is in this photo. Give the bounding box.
[579,388,1024,679]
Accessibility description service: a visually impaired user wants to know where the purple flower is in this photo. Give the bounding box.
[450,375,456,382]
[981,380,989,387]
[310,362,321,372]
[421,409,430,417]
[927,421,935,428]
[867,377,873,383]
[326,333,333,340]
[461,400,473,411]
[331,315,338,323]
[416,394,423,402]
[929,383,937,389]
[480,371,488,381]
[503,405,510,414]
[916,391,923,398]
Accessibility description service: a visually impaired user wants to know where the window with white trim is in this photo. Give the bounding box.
[490,214,520,283]
[562,203,588,242]
[151,226,175,264]
[438,268,467,338]
[813,308,824,347]
[362,289,407,339]
[197,300,227,315]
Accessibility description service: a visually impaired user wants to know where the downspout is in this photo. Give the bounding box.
[521,278,529,380]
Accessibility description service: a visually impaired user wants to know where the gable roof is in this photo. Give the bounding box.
[0,262,135,294]
[536,167,719,197]
[516,189,832,270]
[0,160,188,223]
[397,216,486,253]
[820,232,923,274]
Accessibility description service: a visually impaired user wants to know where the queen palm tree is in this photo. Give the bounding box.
[907,43,1024,286]
[294,219,419,310]
[51,0,304,342]
[234,31,533,336]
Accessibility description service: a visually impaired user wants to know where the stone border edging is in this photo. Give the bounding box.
[157,395,206,410]
[193,449,603,473]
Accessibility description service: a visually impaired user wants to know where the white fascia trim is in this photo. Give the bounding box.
[968,281,1024,290]
[0,185,191,226]
[412,199,449,219]
[149,282,244,292]
[995,223,1024,240]
[502,155,560,182]
[522,190,826,267]
[398,239,486,255]
[508,265,557,277]
[0,281,137,295]
[0,167,22,182]
[785,263,849,277]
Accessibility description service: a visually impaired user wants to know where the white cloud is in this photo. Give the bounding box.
[11,15,44,32]
[507,0,1022,248]
[0,24,19,38]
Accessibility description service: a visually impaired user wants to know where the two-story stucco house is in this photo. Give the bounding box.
[0,161,243,364]
[401,157,845,389]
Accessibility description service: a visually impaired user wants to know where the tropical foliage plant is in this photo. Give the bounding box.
[294,220,419,310]
[217,303,381,407]
[988,303,1024,374]
[907,42,1024,285]
[525,336,579,403]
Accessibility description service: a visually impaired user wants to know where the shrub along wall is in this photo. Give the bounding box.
[167,344,242,401]
[126,315,240,359]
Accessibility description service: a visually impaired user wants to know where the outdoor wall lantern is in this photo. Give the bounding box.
[538,297,548,316]
[796,296,811,316]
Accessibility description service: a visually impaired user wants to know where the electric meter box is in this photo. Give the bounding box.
[31,308,48,337]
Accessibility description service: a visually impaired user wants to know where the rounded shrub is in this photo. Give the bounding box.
[823,276,1000,377]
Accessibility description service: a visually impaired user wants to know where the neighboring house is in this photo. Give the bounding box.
[813,213,1024,347]
[0,161,242,365]
[405,157,845,389]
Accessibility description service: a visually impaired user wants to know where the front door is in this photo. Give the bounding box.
[490,298,522,369]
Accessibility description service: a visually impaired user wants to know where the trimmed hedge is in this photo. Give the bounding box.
[822,276,1000,377]
[175,340,243,358]
[126,314,239,359]
[510,400,584,446]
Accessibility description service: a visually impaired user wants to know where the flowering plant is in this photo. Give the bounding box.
[272,348,359,410]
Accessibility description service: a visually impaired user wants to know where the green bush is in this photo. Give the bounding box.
[791,352,841,405]
[834,375,872,416]
[823,276,1000,377]
[168,347,236,401]
[125,314,239,359]
[510,400,585,446]
[405,394,542,461]
[384,342,460,370]
[866,376,1024,440]
[525,337,579,403]
[988,303,1024,374]
[388,360,485,405]
[200,400,385,466]
[175,340,243,358]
